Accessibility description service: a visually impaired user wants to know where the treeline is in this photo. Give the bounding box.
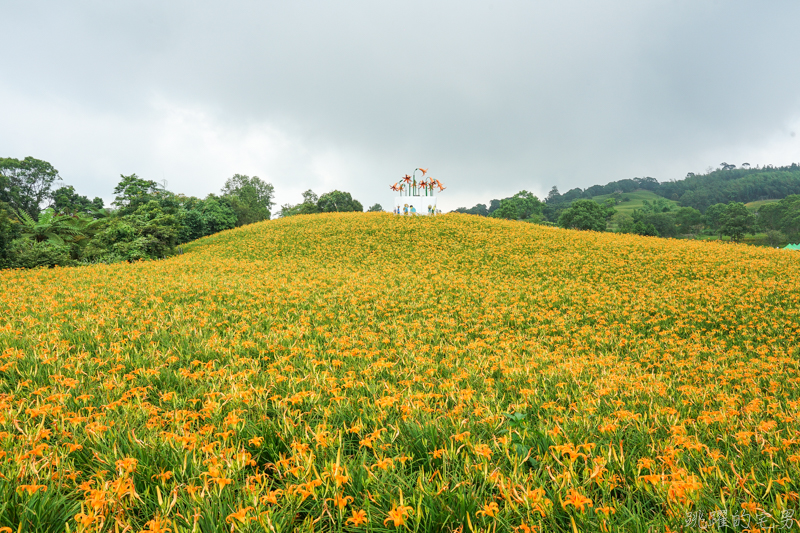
[278,189,381,216]
[453,191,613,230]
[542,163,800,212]
[455,191,800,245]
[611,200,794,244]
[455,185,646,223]
[0,156,368,269]
[455,162,800,245]
[543,163,800,212]
[0,157,278,268]
[659,164,800,211]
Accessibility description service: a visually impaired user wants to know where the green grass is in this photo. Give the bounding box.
[745,199,781,211]
[592,190,677,216]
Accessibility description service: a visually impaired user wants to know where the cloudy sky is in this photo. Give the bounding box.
[2,1,800,212]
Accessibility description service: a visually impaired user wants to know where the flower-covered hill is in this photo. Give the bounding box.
[0,212,799,532]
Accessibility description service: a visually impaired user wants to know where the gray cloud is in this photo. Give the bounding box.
[2,0,800,211]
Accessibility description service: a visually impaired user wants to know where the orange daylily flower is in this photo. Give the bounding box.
[473,443,492,459]
[372,457,393,470]
[563,489,593,512]
[384,505,413,527]
[17,484,47,495]
[262,489,283,504]
[226,506,253,524]
[476,501,500,517]
[595,505,615,516]
[327,494,353,510]
[141,516,172,533]
[151,469,173,482]
[347,509,368,526]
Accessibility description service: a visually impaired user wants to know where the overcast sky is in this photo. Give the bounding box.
[2,1,800,212]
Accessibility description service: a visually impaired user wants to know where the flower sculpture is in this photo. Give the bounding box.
[391,169,444,198]
[392,168,444,215]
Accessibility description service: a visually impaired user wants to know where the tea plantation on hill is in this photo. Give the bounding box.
[1,213,799,532]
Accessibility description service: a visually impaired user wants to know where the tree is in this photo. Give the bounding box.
[636,176,660,191]
[637,212,678,238]
[221,174,275,225]
[765,229,785,247]
[113,174,162,215]
[180,195,238,242]
[639,198,674,214]
[756,202,783,232]
[279,190,322,217]
[778,195,800,241]
[632,221,659,236]
[0,202,19,268]
[489,191,543,221]
[198,196,237,236]
[557,199,611,231]
[84,200,182,262]
[7,206,107,267]
[51,185,104,214]
[15,208,82,245]
[612,212,634,231]
[316,190,363,213]
[8,240,74,268]
[490,201,519,220]
[561,188,586,203]
[719,202,754,242]
[704,203,728,237]
[367,203,383,212]
[546,186,562,204]
[453,204,489,216]
[674,207,703,236]
[617,210,664,237]
[0,157,61,218]
[620,219,659,236]
[301,189,318,205]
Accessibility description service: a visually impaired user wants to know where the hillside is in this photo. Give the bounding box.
[1,213,799,532]
[590,189,677,216]
[576,163,800,212]
[656,165,800,210]
[745,198,781,210]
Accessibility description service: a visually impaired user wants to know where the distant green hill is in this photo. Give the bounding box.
[455,163,800,228]
[655,165,800,211]
[591,190,677,215]
[573,163,800,213]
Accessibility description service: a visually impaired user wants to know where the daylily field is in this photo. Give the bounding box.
[1,213,799,532]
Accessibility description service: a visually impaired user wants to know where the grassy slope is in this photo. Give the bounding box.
[591,189,678,216]
[745,199,781,210]
[1,213,800,532]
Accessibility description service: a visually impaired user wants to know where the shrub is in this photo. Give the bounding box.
[9,239,74,268]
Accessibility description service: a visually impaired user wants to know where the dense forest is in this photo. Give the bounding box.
[455,163,800,246]
[0,156,370,269]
